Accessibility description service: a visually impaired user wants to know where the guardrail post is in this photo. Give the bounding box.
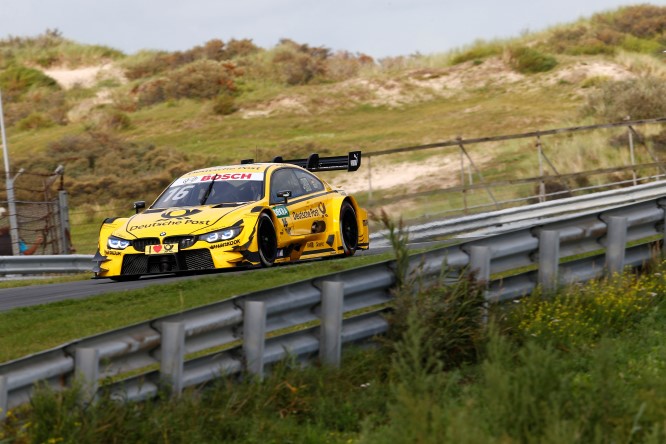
[58,190,72,254]
[160,322,185,396]
[539,230,560,294]
[469,246,491,323]
[605,216,628,275]
[243,301,266,380]
[0,375,7,420]
[75,347,99,404]
[469,246,491,285]
[662,208,666,259]
[320,281,344,367]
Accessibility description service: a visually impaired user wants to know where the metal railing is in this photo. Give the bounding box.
[1,193,666,416]
[360,117,666,220]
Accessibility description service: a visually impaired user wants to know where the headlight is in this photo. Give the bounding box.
[201,226,242,243]
[107,235,131,250]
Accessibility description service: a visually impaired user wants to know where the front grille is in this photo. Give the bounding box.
[164,236,196,249]
[132,238,160,252]
[121,254,149,275]
[120,249,214,276]
[181,249,215,270]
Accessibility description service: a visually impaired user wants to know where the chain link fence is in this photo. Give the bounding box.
[0,170,72,255]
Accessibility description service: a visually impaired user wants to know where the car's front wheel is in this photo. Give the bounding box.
[339,201,358,256]
[257,213,277,267]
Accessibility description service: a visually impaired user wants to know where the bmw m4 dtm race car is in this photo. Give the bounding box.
[93,151,369,281]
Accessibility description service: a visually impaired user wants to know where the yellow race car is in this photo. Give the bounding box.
[93,152,369,281]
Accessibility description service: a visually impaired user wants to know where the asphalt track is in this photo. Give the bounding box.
[0,246,398,312]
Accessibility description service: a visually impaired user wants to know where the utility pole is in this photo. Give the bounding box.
[0,91,20,255]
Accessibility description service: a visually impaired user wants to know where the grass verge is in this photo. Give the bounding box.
[0,253,391,362]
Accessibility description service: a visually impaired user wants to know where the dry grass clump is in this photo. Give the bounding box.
[583,76,666,121]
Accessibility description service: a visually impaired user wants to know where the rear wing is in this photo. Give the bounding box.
[242,151,361,172]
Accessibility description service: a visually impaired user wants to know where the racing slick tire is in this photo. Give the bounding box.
[258,213,278,267]
[339,201,358,256]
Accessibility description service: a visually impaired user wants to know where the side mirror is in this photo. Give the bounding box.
[276,190,292,204]
[133,201,146,214]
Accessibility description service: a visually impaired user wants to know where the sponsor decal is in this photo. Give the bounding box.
[209,239,241,249]
[179,176,200,185]
[172,172,264,185]
[159,209,202,220]
[201,173,253,181]
[306,241,326,248]
[145,244,179,255]
[292,202,327,221]
[128,209,212,231]
[129,218,211,231]
[191,165,265,174]
[272,205,289,218]
[350,152,359,168]
[104,249,121,256]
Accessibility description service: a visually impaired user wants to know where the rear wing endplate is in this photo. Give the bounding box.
[242,151,361,172]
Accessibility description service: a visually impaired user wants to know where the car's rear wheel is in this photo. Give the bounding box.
[339,201,358,256]
[258,213,277,267]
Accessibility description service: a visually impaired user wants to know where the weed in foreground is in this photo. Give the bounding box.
[506,264,666,349]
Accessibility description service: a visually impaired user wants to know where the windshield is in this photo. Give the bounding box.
[152,173,265,208]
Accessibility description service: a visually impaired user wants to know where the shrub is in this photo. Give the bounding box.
[164,60,238,99]
[15,112,53,131]
[507,47,557,74]
[325,51,375,81]
[620,35,663,54]
[271,39,330,85]
[135,60,241,107]
[0,64,59,100]
[377,210,487,370]
[602,4,666,39]
[451,40,504,65]
[224,38,260,59]
[583,76,666,121]
[86,108,132,131]
[546,25,617,55]
[135,77,168,107]
[211,94,238,115]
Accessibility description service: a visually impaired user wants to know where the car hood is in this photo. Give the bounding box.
[117,205,252,239]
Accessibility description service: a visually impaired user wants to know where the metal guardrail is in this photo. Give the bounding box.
[0,254,93,275]
[1,193,665,416]
[371,180,666,245]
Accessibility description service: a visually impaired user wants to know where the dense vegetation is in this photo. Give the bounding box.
[2,240,666,443]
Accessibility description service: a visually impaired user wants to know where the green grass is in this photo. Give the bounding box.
[0,253,392,362]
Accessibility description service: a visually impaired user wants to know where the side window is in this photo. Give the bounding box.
[270,168,303,203]
[294,170,325,195]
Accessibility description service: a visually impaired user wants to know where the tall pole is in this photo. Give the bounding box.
[0,91,20,255]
